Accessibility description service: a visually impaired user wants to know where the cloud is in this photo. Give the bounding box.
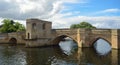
[101,8,120,13]
[94,8,120,15]
[47,13,120,29]
[0,0,56,19]
[0,0,120,29]
[0,0,81,20]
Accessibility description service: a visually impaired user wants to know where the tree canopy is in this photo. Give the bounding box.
[70,21,96,29]
[0,19,25,33]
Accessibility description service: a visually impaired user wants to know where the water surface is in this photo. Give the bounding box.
[0,40,119,65]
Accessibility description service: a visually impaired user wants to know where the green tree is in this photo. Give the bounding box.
[14,22,25,32]
[70,21,96,29]
[0,19,25,33]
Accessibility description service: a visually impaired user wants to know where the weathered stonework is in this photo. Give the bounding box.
[0,18,120,49]
[0,31,25,44]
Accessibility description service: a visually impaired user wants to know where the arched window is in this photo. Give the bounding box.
[32,23,36,30]
[28,33,30,39]
[43,23,46,30]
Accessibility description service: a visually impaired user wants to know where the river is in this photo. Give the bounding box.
[0,39,119,65]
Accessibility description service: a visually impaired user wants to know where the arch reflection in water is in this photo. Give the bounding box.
[0,44,119,65]
[93,39,111,55]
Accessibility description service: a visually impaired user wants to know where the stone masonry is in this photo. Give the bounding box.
[0,18,119,49]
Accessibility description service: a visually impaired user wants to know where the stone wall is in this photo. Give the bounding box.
[26,19,52,40]
[0,33,9,43]
[0,31,26,44]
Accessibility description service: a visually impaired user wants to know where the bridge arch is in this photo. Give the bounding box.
[52,35,77,45]
[90,37,111,47]
[9,38,17,44]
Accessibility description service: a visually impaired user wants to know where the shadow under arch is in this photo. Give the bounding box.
[52,35,77,45]
[90,37,111,47]
[9,38,17,45]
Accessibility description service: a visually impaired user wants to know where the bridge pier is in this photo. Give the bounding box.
[111,29,120,49]
[111,49,119,65]
[77,29,82,48]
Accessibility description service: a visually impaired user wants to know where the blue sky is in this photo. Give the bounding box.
[0,0,120,28]
[62,0,120,16]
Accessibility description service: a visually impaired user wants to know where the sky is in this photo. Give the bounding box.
[0,0,120,29]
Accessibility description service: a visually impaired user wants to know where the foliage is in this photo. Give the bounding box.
[0,19,25,33]
[70,21,96,29]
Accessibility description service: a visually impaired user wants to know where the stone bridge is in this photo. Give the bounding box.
[0,32,25,44]
[51,28,120,49]
[0,19,120,49]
